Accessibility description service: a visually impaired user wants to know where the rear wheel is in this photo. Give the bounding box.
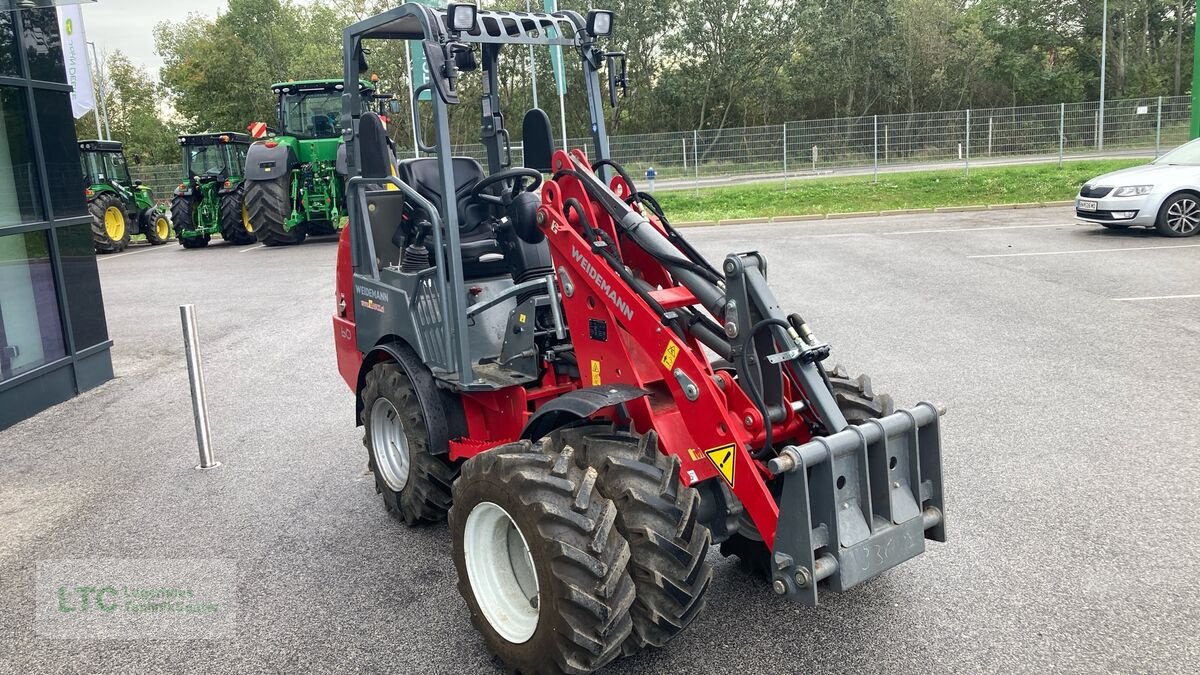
[559,425,713,654]
[361,362,457,524]
[1156,193,1200,237]
[246,176,305,246]
[171,195,209,249]
[219,183,256,245]
[141,207,172,245]
[719,364,895,576]
[450,440,636,675]
[89,193,130,254]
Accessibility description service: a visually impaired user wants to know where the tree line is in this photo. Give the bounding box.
[78,0,1197,166]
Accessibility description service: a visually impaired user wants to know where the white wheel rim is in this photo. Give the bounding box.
[370,397,410,491]
[464,501,540,644]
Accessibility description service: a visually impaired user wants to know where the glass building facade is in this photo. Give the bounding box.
[0,6,112,430]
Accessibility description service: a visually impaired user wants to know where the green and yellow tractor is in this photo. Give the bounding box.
[171,133,255,249]
[244,79,390,246]
[80,140,172,254]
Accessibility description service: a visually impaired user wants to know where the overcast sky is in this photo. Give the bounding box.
[80,1,225,81]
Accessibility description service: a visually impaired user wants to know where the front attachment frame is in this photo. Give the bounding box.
[768,401,946,605]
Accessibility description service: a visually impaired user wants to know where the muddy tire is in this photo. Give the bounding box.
[557,425,713,654]
[89,193,129,254]
[361,362,457,525]
[450,441,635,674]
[720,364,895,575]
[219,183,256,245]
[246,176,305,246]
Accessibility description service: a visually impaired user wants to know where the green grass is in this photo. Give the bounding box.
[654,159,1146,223]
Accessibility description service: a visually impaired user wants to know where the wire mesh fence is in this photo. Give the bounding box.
[134,95,1192,196]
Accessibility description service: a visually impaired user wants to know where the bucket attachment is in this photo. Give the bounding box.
[766,402,945,606]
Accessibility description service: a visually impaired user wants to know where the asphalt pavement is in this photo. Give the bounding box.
[1,207,1197,673]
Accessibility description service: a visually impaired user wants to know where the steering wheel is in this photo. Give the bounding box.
[466,168,543,208]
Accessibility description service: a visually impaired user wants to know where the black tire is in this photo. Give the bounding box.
[1155,192,1200,237]
[361,362,457,525]
[246,176,305,246]
[450,441,636,675]
[719,364,895,576]
[557,425,713,654]
[305,219,339,237]
[89,193,130,254]
[171,195,209,249]
[219,183,257,245]
[141,207,171,245]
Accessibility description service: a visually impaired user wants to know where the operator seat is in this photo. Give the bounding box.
[396,157,507,279]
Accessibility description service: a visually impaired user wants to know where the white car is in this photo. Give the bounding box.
[1075,140,1200,237]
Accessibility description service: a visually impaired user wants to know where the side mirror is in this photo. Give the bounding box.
[132,154,143,165]
[606,52,627,108]
[356,46,370,76]
[388,99,402,115]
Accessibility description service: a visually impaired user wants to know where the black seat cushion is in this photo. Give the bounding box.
[397,157,506,279]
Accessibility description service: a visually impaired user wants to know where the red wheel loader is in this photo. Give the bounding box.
[334,5,946,673]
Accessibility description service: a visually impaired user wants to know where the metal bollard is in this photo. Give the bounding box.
[180,304,218,469]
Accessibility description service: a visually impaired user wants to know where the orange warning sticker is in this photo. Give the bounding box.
[661,340,680,370]
[705,444,736,487]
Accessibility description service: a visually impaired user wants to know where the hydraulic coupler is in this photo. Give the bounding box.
[766,402,946,606]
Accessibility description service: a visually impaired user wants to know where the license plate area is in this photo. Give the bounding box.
[1078,199,1098,212]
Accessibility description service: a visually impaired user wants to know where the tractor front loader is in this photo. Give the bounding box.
[243,79,389,246]
[335,5,947,673]
[79,140,172,254]
[171,133,255,249]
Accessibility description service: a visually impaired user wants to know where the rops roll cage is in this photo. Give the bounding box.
[340,4,618,387]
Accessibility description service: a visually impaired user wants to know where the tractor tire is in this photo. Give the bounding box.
[246,176,305,246]
[141,207,172,245]
[89,193,130,254]
[361,362,458,525]
[556,425,713,655]
[171,195,209,249]
[219,183,257,245]
[450,440,636,675]
[719,364,895,577]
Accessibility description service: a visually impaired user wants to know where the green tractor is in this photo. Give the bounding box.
[79,140,173,254]
[244,79,389,246]
[171,133,256,249]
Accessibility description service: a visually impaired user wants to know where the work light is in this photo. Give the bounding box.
[586,9,613,36]
[447,3,478,33]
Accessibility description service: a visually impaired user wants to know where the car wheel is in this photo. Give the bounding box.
[1155,193,1200,237]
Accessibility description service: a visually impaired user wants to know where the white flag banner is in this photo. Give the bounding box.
[56,5,95,119]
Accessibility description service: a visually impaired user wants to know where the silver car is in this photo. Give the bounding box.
[1075,140,1200,237]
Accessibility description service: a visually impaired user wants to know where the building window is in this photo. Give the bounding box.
[0,86,44,226]
[21,8,66,84]
[0,10,17,77]
[0,229,66,382]
[35,88,86,217]
[57,222,109,350]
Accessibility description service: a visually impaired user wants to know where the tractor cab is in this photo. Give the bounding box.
[79,139,135,193]
[272,79,380,140]
[179,133,251,187]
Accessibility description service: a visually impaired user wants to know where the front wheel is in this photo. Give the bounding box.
[141,207,172,245]
[171,195,208,249]
[361,362,458,524]
[245,176,305,246]
[219,183,256,245]
[450,441,636,674]
[1156,193,1200,237]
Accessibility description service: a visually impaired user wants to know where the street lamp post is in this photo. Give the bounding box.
[86,40,110,140]
[1098,0,1108,151]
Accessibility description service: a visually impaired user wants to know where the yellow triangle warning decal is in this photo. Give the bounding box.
[705,444,736,487]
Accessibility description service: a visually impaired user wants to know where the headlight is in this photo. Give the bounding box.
[1114,185,1153,197]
